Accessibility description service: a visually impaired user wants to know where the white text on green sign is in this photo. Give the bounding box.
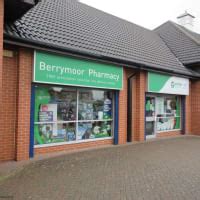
[34,51,123,90]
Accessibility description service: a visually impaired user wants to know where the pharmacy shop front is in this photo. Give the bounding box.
[30,51,123,157]
[145,72,189,139]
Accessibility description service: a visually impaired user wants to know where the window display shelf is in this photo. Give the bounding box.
[156,116,180,119]
[34,121,58,124]
[78,119,113,122]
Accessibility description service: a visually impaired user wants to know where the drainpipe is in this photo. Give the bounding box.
[0,0,4,159]
[127,72,138,142]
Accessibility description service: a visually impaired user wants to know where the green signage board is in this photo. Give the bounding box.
[148,72,189,95]
[34,51,123,90]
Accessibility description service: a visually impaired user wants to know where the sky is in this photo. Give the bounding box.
[80,0,200,33]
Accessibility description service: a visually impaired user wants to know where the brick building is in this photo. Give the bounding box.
[156,21,200,135]
[0,0,200,161]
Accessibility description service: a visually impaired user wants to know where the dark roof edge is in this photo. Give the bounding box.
[4,33,199,79]
[185,62,200,67]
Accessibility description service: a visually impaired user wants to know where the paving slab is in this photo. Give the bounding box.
[1,136,200,200]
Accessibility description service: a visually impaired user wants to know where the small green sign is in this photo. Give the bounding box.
[34,51,123,90]
[148,72,189,95]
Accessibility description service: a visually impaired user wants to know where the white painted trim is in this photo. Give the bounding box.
[121,67,124,90]
[146,134,156,139]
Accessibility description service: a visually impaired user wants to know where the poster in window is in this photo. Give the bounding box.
[39,111,53,122]
[156,97,164,115]
[40,104,57,136]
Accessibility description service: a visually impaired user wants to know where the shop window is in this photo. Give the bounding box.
[34,86,113,146]
[145,97,155,136]
[156,96,181,132]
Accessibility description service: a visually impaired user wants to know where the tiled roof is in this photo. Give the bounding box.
[155,21,200,65]
[4,0,199,77]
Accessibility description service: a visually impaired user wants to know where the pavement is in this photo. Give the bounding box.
[1,136,200,200]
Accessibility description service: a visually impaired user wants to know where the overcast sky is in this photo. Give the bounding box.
[80,0,200,33]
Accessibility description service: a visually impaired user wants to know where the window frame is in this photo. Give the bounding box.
[156,95,181,133]
[145,93,182,134]
[33,84,115,147]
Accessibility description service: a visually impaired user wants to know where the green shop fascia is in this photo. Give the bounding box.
[32,50,123,147]
[145,72,189,138]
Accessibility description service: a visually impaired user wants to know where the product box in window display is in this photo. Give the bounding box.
[78,102,94,120]
[37,103,76,144]
[77,121,112,140]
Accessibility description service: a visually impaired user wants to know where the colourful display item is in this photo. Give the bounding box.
[34,86,113,146]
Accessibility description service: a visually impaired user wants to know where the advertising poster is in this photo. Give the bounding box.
[155,97,164,115]
[40,104,57,136]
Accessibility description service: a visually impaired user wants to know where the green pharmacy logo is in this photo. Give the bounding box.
[171,81,187,89]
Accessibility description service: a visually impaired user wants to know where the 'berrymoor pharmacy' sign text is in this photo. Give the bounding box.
[34,51,123,90]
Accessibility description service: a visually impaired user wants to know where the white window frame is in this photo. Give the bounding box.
[34,85,114,147]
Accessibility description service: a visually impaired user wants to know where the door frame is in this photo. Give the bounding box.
[145,94,156,139]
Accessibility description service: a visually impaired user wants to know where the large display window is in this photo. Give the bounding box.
[145,94,181,136]
[155,96,181,131]
[34,85,113,146]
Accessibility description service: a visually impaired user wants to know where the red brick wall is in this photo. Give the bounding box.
[0,51,18,160]
[118,68,130,144]
[133,71,146,141]
[118,69,146,142]
[191,80,200,135]
[15,48,33,161]
[35,139,113,155]
[157,130,181,138]
[185,81,192,134]
[0,0,4,159]
[118,68,145,144]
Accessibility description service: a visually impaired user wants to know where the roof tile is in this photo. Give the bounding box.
[155,21,200,65]
[4,0,199,77]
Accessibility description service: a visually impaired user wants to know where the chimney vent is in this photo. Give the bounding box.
[177,11,195,30]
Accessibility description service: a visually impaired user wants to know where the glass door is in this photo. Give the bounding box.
[145,96,156,138]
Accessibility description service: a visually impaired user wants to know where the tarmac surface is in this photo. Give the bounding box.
[1,136,200,200]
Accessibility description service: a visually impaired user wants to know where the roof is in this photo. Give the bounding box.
[155,21,200,66]
[4,0,199,77]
